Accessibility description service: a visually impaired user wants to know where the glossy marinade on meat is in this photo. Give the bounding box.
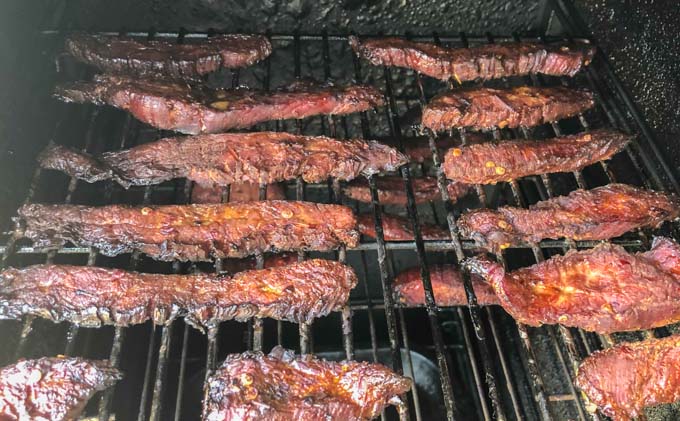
[16,200,359,261]
[344,176,471,205]
[0,357,120,421]
[54,75,385,134]
[65,33,272,79]
[350,37,595,81]
[577,335,680,421]
[39,132,408,188]
[357,213,449,241]
[443,129,630,184]
[459,184,680,251]
[422,86,594,132]
[394,265,499,307]
[0,260,356,331]
[465,237,680,333]
[203,346,411,421]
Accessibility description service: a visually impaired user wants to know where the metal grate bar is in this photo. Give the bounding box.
[403,34,510,419]
[351,50,412,421]
[8,22,680,421]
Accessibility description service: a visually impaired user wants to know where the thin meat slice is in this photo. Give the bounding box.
[402,136,458,163]
[16,201,359,261]
[190,182,287,204]
[203,346,411,421]
[0,260,356,331]
[38,132,407,188]
[458,184,678,251]
[65,33,272,80]
[350,37,595,81]
[344,176,471,205]
[443,129,630,184]
[465,237,680,333]
[357,213,449,241]
[55,75,385,134]
[422,86,594,132]
[394,265,499,307]
[0,357,120,421]
[576,335,680,421]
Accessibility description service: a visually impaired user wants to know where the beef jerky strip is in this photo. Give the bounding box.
[0,260,356,331]
[459,183,680,251]
[465,237,680,334]
[66,33,272,80]
[55,75,385,134]
[357,213,449,241]
[38,132,407,188]
[16,200,359,261]
[422,86,594,132]
[344,176,471,206]
[0,357,120,421]
[442,129,630,184]
[350,36,595,81]
[203,346,411,421]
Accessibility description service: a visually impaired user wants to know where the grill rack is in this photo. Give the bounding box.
[1,2,679,420]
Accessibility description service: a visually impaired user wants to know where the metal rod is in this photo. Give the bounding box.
[173,324,191,421]
[405,36,503,420]
[136,323,158,421]
[149,323,174,421]
[98,327,126,421]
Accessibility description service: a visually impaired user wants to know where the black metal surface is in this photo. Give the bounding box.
[1,3,680,421]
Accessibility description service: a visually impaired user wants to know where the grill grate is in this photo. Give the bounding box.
[2,3,680,421]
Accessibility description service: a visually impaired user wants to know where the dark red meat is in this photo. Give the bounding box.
[350,37,595,81]
[54,75,385,134]
[443,129,630,184]
[17,201,359,261]
[357,213,449,241]
[422,86,594,132]
[576,335,680,421]
[203,346,411,421]
[190,182,286,204]
[66,33,272,79]
[39,132,407,187]
[465,237,680,333]
[0,260,356,331]
[0,357,120,421]
[402,136,458,163]
[394,265,499,307]
[343,176,471,205]
[458,184,678,251]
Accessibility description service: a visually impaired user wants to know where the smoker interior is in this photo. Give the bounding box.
[1,1,680,421]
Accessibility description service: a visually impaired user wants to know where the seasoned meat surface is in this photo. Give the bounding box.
[55,75,385,134]
[203,346,411,421]
[443,129,630,184]
[0,260,356,330]
[190,182,286,204]
[66,33,272,79]
[402,136,458,163]
[39,132,407,187]
[577,335,680,421]
[0,357,120,421]
[458,184,677,251]
[344,176,470,205]
[422,86,594,131]
[357,213,449,241]
[350,37,595,81]
[394,265,499,307]
[17,201,359,261]
[465,237,680,333]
